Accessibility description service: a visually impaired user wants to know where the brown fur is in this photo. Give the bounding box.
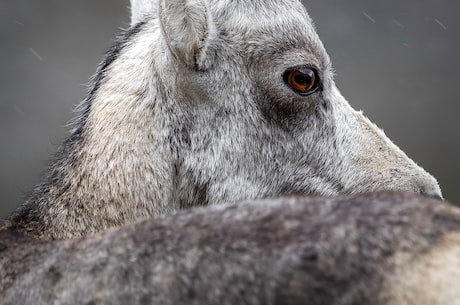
[387,231,460,305]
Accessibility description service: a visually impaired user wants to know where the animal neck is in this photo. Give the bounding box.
[3,21,178,240]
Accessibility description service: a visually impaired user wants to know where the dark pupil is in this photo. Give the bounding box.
[294,74,311,85]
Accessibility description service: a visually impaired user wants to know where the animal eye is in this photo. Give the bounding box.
[283,66,320,96]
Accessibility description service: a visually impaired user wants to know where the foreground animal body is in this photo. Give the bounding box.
[1,0,441,240]
[1,192,460,305]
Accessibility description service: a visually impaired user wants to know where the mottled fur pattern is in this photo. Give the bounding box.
[1,192,460,305]
[1,0,442,240]
[0,1,456,302]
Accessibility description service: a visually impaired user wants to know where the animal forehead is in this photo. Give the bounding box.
[210,0,323,56]
[210,0,307,15]
[211,0,312,30]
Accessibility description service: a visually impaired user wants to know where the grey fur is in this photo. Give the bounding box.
[1,192,460,305]
[0,1,455,302]
[1,0,442,240]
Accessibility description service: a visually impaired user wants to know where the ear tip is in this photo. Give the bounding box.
[130,0,157,26]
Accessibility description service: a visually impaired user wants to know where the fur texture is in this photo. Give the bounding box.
[131,0,156,25]
[0,2,455,302]
[2,0,442,240]
[1,192,460,305]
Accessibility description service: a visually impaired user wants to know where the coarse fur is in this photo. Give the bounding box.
[0,1,457,303]
[2,0,441,241]
[1,192,460,305]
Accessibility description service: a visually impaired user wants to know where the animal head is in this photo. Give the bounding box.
[126,0,442,204]
[6,0,442,239]
[90,0,442,210]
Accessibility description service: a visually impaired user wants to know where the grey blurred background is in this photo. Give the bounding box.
[0,0,458,220]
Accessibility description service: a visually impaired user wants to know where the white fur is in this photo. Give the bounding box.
[80,0,442,227]
[6,0,442,239]
[130,0,156,26]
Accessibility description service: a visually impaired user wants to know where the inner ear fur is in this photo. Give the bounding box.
[158,0,216,70]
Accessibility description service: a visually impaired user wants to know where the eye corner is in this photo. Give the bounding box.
[282,65,322,96]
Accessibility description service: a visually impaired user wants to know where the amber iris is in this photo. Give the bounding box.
[283,66,319,95]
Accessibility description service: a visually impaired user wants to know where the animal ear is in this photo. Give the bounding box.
[130,0,156,26]
[159,0,215,70]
